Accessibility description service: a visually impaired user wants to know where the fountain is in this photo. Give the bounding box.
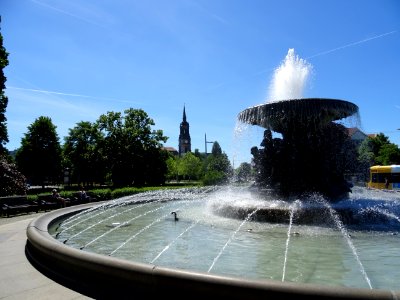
[25,49,400,299]
[238,49,358,200]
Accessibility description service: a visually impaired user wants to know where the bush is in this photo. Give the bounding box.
[0,156,27,196]
[202,170,228,186]
[30,184,199,204]
[111,187,142,199]
[89,188,112,201]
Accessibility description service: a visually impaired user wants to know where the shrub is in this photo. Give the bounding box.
[0,156,27,196]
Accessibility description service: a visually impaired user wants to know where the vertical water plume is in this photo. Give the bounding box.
[267,48,312,102]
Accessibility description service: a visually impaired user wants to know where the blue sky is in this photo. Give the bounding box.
[1,0,399,166]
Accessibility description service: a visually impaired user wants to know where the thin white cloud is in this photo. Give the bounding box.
[7,86,143,105]
[189,0,229,25]
[30,0,107,28]
[7,87,98,122]
[307,30,397,59]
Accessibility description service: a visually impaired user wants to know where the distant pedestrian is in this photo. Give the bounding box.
[385,177,389,189]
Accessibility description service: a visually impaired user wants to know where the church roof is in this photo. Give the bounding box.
[163,147,179,155]
[346,127,368,140]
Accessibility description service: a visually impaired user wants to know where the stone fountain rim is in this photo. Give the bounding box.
[240,97,357,110]
[237,97,359,132]
[25,201,398,299]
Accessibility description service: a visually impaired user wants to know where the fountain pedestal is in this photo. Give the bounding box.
[238,98,359,200]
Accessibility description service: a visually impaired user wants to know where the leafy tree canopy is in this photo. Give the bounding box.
[96,108,168,186]
[211,141,222,156]
[15,116,62,187]
[178,152,202,181]
[63,121,105,185]
[358,133,400,166]
[376,143,400,165]
[235,162,252,182]
[203,142,232,185]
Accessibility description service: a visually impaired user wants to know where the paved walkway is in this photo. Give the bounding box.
[0,213,92,300]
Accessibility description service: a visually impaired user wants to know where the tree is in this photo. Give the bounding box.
[142,146,169,185]
[63,121,106,186]
[235,162,253,182]
[358,133,400,166]
[211,142,222,156]
[376,143,400,165]
[96,108,168,187]
[203,141,232,185]
[15,116,62,187]
[178,152,202,181]
[0,19,9,155]
[166,155,178,181]
[369,133,391,157]
[358,138,375,167]
[0,19,25,196]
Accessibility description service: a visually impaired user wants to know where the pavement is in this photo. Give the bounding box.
[0,212,92,300]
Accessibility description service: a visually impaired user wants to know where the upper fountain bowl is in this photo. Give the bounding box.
[237,98,359,133]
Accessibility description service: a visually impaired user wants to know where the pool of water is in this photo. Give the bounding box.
[51,186,400,291]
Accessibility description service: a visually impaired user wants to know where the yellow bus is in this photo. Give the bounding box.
[367,165,400,190]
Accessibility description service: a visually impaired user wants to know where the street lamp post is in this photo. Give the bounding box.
[64,168,70,186]
[205,133,214,155]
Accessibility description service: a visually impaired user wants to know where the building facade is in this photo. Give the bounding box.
[179,105,191,156]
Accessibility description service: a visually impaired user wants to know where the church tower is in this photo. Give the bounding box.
[179,105,191,156]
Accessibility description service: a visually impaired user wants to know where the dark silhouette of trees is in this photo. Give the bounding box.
[0,19,28,196]
[211,141,222,156]
[0,19,9,155]
[96,108,168,187]
[15,116,62,187]
[142,146,170,185]
[12,109,170,188]
[63,121,106,186]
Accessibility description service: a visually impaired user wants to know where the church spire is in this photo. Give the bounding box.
[179,104,191,156]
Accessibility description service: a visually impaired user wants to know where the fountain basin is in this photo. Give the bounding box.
[25,187,400,299]
[212,205,370,225]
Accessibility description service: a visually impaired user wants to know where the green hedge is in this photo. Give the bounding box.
[31,184,201,202]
